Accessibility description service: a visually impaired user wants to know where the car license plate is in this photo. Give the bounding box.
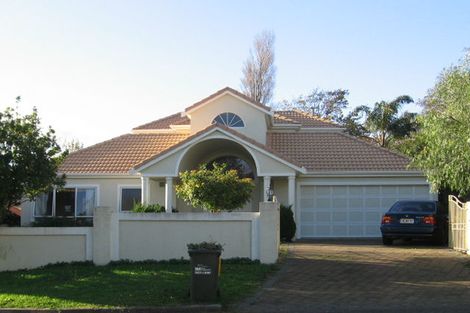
[400,218,414,224]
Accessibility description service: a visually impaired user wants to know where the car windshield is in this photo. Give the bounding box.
[389,201,436,214]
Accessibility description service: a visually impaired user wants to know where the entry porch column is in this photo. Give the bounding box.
[263,176,271,202]
[165,177,174,213]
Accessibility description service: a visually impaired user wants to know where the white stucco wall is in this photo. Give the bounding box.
[0,227,92,271]
[188,94,269,144]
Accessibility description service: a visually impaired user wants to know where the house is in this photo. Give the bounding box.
[22,87,434,238]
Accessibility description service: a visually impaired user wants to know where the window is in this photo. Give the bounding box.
[212,112,244,127]
[120,187,141,211]
[34,187,97,217]
[34,191,53,217]
[207,156,254,179]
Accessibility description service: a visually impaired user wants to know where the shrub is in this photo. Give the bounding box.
[280,204,296,242]
[187,241,223,251]
[0,210,20,226]
[131,203,165,213]
[32,217,93,227]
[176,163,254,212]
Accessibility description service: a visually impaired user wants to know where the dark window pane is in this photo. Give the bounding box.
[35,192,53,216]
[208,156,254,179]
[121,188,141,211]
[56,188,75,217]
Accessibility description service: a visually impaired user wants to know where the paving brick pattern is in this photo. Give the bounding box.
[235,240,470,313]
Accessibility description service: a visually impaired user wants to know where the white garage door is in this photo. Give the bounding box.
[299,185,433,238]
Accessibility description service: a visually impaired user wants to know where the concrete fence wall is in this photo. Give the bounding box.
[0,202,280,272]
[0,227,92,271]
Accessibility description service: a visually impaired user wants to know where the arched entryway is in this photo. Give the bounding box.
[177,139,261,212]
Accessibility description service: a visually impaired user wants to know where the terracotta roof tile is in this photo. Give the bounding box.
[274,110,342,128]
[267,132,413,172]
[133,113,189,130]
[59,133,188,174]
[185,87,272,113]
[134,124,303,171]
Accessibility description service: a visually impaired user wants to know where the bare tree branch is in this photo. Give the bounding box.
[241,30,276,105]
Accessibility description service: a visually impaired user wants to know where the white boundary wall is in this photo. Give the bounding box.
[0,227,92,271]
[0,202,280,271]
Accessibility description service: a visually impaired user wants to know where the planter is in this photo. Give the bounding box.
[188,249,222,303]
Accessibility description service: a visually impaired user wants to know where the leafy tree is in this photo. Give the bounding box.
[241,30,276,105]
[279,88,349,122]
[343,96,416,147]
[411,51,470,196]
[176,163,255,212]
[0,100,66,221]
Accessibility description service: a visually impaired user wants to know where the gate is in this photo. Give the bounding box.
[448,195,470,253]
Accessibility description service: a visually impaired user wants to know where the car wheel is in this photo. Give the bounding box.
[382,237,393,245]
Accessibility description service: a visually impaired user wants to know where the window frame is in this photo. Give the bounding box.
[118,185,142,212]
[212,112,245,128]
[33,184,100,218]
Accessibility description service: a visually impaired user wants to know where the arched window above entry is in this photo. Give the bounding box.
[212,112,245,127]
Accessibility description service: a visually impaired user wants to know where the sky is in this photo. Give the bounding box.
[1,0,469,146]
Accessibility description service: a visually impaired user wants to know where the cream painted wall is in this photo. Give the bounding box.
[66,177,141,211]
[119,220,252,260]
[188,94,268,144]
[273,178,288,206]
[0,227,91,271]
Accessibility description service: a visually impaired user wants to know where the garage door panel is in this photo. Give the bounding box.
[300,184,432,238]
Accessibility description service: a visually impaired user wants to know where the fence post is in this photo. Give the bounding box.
[93,207,118,265]
[259,202,280,264]
[465,202,470,254]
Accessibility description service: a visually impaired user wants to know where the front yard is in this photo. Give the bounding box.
[0,259,278,309]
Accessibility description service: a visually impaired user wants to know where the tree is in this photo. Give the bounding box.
[62,138,84,153]
[241,30,276,105]
[411,51,470,196]
[176,163,255,212]
[0,100,66,221]
[279,88,349,122]
[344,96,416,147]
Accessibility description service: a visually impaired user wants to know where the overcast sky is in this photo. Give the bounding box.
[1,0,469,146]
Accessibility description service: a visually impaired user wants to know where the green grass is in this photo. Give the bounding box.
[0,260,278,309]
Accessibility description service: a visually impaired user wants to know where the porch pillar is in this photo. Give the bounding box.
[141,176,150,204]
[288,175,296,209]
[263,176,271,202]
[165,177,173,213]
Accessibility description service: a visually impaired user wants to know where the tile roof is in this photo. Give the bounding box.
[134,123,304,171]
[185,87,272,113]
[59,133,188,174]
[274,110,342,128]
[133,113,189,130]
[267,132,413,172]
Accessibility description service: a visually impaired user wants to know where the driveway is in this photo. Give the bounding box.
[235,240,470,313]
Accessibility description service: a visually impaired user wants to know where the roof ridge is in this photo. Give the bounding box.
[185,86,272,113]
[291,109,340,126]
[338,132,411,161]
[132,112,186,130]
[273,112,301,124]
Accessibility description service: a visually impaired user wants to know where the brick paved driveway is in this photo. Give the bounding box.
[235,240,470,313]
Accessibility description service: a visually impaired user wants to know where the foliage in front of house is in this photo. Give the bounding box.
[280,204,296,242]
[0,102,67,222]
[411,50,470,197]
[131,202,165,213]
[187,241,224,251]
[176,163,255,212]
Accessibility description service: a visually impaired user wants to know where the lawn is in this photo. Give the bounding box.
[0,259,278,309]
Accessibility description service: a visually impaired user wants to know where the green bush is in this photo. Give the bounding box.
[187,241,223,251]
[176,163,254,212]
[32,217,93,227]
[280,204,296,242]
[131,203,165,213]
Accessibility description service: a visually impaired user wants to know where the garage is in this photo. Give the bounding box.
[299,184,434,238]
